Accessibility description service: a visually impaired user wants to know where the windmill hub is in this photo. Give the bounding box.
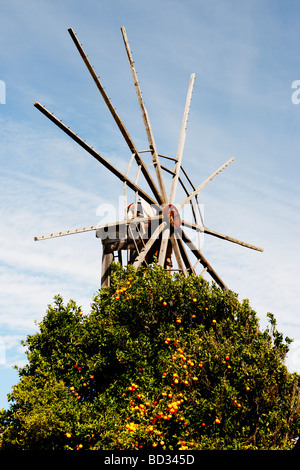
[162,204,181,230]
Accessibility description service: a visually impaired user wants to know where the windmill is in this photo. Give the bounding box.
[34,27,263,290]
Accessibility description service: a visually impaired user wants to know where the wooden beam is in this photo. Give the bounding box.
[169,73,195,205]
[34,223,114,242]
[179,164,204,225]
[177,158,234,211]
[34,102,160,210]
[158,226,170,267]
[34,215,161,242]
[181,220,264,252]
[175,229,195,274]
[132,221,166,269]
[101,243,114,287]
[160,164,198,223]
[68,28,163,205]
[121,26,168,203]
[181,229,228,290]
[170,232,188,277]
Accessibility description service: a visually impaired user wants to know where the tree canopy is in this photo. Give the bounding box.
[1,263,299,450]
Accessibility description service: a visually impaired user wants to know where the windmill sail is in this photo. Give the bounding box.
[33,26,263,290]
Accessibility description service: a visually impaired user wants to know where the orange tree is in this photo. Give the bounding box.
[0,262,300,450]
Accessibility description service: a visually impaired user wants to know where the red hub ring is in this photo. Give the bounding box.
[162,204,181,229]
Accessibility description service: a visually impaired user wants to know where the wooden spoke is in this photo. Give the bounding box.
[33,27,263,292]
[68,28,163,205]
[34,222,120,242]
[170,232,188,276]
[181,220,264,252]
[158,225,170,267]
[34,102,160,210]
[169,73,195,205]
[132,221,166,269]
[174,229,195,274]
[121,26,168,203]
[181,229,228,290]
[177,157,234,211]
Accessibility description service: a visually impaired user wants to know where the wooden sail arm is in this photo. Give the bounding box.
[177,158,234,211]
[170,232,188,277]
[67,28,163,205]
[169,73,195,205]
[33,102,160,210]
[173,230,195,275]
[120,26,168,203]
[132,221,167,269]
[34,215,162,242]
[181,220,264,252]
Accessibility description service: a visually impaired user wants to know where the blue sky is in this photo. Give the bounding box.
[1,0,300,409]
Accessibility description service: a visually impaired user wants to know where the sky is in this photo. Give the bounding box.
[0,0,300,410]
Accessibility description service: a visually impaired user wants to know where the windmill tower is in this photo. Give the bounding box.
[34,27,263,290]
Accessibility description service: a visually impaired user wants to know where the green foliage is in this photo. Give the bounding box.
[1,263,300,450]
